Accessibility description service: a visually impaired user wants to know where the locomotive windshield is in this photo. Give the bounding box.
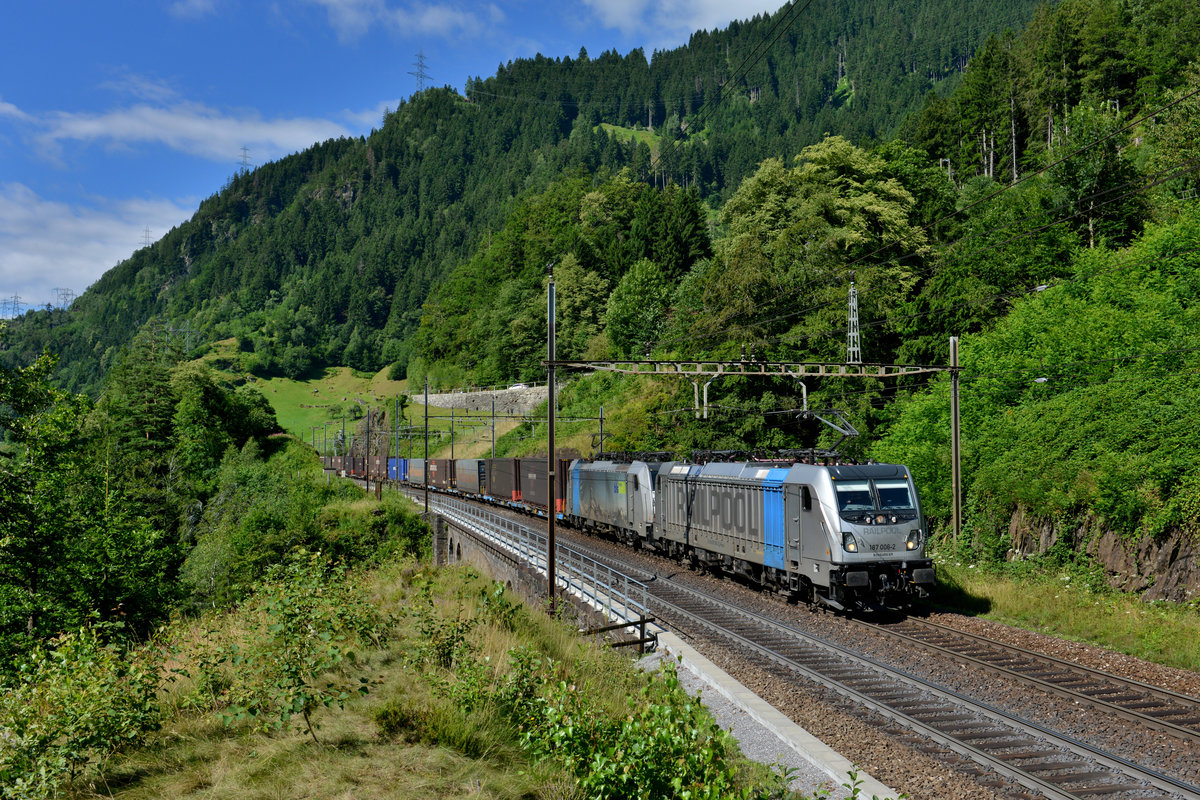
[835,481,874,512]
[834,478,918,522]
[876,480,915,510]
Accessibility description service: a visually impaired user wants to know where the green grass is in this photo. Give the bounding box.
[194,342,527,456]
[599,122,660,150]
[930,552,1200,672]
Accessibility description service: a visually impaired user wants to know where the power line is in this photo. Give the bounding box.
[653,0,818,172]
[1,294,25,319]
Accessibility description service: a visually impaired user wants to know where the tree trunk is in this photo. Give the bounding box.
[1010,93,1018,184]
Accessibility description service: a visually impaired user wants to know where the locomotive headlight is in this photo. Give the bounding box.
[906,529,923,551]
[842,532,859,553]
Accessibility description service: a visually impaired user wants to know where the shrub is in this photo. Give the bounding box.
[0,626,160,799]
[317,494,430,563]
[216,551,390,743]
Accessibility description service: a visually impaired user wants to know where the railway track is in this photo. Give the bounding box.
[865,616,1200,744]
[642,574,1198,800]
[393,484,1200,800]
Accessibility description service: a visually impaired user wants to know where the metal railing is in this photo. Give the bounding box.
[433,496,650,624]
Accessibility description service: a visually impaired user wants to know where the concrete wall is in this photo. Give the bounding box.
[421,386,547,416]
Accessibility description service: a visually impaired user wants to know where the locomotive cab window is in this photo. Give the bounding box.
[875,480,915,511]
[835,481,873,512]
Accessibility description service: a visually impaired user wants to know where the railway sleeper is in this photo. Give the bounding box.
[992,748,1062,761]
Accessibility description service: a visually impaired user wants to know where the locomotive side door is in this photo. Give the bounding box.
[783,484,802,573]
[626,473,635,530]
[797,484,833,588]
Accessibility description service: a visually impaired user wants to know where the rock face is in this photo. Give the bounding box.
[1008,508,1199,602]
[421,386,548,417]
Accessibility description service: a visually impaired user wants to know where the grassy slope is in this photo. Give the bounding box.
[599,123,660,152]
[101,562,547,799]
[98,559,782,799]
[200,340,501,454]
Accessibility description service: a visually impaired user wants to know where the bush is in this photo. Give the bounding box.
[317,494,430,563]
[212,551,390,743]
[519,664,761,800]
[0,626,161,799]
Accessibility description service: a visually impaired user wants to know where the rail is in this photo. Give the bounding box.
[423,494,652,627]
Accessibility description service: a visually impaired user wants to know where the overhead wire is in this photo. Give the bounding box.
[650,0,819,172]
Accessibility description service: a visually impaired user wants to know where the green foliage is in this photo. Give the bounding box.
[896,174,1074,364]
[391,573,792,800]
[0,625,161,799]
[605,258,671,356]
[1147,67,1200,202]
[413,170,710,384]
[880,207,1200,554]
[316,491,430,564]
[0,341,185,668]
[905,0,1200,187]
[181,439,423,608]
[695,138,928,362]
[406,586,477,671]
[479,580,523,632]
[210,551,388,743]
[1047,104,1145,247]
[519,665,764,800]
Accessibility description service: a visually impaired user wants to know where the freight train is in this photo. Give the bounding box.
[325,454,934,611]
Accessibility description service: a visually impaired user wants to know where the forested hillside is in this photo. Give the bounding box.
[3,0,1200,630]
[1,0,1046,394]
[8,4,1200,792]
[411,0,1200,597]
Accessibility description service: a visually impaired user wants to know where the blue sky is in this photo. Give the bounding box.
[0,0,782,315]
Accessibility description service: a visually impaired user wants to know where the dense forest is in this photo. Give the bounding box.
[4,0,1200,677]
[1,0,1049,394]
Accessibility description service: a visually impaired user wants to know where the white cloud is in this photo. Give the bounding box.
[0,183,196,308]
[0,98,33,123]
[35,102,351,164]
[98,71,180,104]
[342,98,404,128]
[304,0,387,40]
[388,3,482,37]
[303,0,487,41]
[580,0,650,37]
[581,0,786,50]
